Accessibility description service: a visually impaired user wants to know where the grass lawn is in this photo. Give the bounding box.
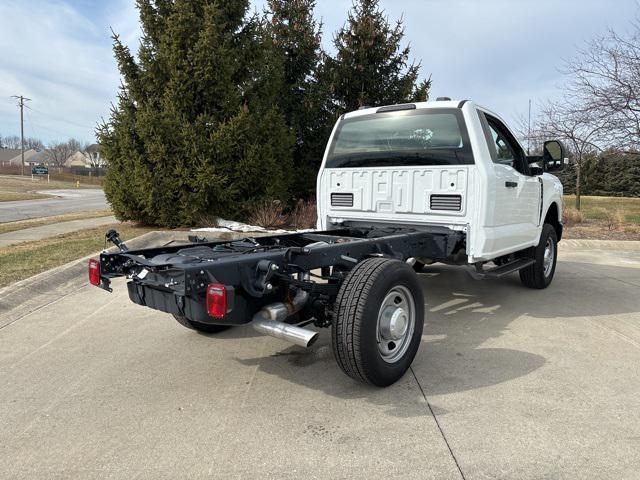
[0,191,50,201]
[0,209,113,235]
[0,223,153,288]
[564,195,640,224]
[0,174,101,202]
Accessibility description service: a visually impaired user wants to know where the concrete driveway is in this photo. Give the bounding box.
[0,189,107,222]
[1,241,639,479]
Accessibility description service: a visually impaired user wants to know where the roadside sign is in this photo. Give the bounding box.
[31,164,50,183]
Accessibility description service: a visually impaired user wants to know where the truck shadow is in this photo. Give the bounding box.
[234,258,640,416]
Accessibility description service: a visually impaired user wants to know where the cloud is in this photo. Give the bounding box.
[307,0,639,125]
[0,0,138,143]
[1,0,637,144]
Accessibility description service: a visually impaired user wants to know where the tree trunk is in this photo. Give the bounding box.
[575,160,581,210]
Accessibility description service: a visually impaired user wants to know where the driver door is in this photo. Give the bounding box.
[481,112,541,254]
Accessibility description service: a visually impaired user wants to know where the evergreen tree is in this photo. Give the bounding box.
[266,0,329,196]
[328,0,430,113]
[98,0,293,227]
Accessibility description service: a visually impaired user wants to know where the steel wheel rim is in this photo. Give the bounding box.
[543,238,555,277]
[376,285,416,364]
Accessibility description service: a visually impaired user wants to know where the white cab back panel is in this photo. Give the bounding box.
[321,166,473,226]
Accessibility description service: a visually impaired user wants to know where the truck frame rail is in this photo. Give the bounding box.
[96,227,463,326]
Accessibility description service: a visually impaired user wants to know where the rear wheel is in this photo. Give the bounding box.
[519,223,558,289]
[332,258,424,387]
[172,314,231,333]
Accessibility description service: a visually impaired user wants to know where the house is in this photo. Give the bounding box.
[64,144,104,168]
[65,151,90,168]
[0,148,23,165]
[1,149,41,166]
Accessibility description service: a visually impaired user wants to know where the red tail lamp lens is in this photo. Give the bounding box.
[206,283,227,318]
[88,258,101,286]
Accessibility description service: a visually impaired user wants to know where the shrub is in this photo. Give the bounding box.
[248,200,288,229]
[290,200,317,230]
[562,207,584,226]
[603,209,625,231]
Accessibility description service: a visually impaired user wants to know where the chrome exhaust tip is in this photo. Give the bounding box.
[252,319,319,348]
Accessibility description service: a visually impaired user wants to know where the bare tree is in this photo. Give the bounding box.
[3,135,21,149]
[84,144,106,169]
[1,135,43,150]
[45,141,75,169]
[535,101,604,210]
[565,21,640,150]
[24,137,44,150]
[66,138,83,153]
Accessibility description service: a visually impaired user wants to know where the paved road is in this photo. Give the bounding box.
[0,189,107,223]
[1,243,639,479]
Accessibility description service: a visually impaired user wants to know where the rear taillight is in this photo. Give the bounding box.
[206,283,227,318]
[88,258,101,286]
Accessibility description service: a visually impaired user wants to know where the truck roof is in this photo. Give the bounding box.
[343,99,468,119]
[343,99,502,119]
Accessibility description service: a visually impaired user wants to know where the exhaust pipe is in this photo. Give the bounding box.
[251,290,319,348]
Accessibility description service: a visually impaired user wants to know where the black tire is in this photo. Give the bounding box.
[332,258,424,387]
[172,314,231,334]
[519,224,558,289]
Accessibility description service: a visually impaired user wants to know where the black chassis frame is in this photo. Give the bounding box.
[98,227,463,326]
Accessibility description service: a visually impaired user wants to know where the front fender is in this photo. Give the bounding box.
[540,173,564,241]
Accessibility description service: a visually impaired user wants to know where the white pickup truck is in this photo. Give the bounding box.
[92,98,567,387]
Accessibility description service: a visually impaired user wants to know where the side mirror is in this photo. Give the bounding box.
[542,140,568,173]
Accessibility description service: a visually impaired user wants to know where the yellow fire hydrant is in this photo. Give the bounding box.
[76,180,80,188]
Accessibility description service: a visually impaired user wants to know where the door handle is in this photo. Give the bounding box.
[505,181,518,188]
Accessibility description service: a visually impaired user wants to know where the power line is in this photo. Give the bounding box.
[10,95,31,176]
[29,106,95,130]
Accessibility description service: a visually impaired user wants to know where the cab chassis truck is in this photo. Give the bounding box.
[90,99,566,387]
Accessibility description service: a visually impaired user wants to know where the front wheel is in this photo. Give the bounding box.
[519,224,558,289]
[332,258,424,387]
[172,314,231,334]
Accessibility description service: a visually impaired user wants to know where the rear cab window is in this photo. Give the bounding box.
[326,108,474,168]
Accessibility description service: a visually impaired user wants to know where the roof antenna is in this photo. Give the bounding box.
[527,99,532,155]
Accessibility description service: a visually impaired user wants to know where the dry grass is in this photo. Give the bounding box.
[290,200,317,229]
[564,195,640,225]
[0,210,113,235]
[562,195,640,239]
[0,191,49,202]
[0,223,152,288]
[248,200,287,229]
[0,174,101,203]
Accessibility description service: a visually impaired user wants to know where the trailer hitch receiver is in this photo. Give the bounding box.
[106,229,129,252]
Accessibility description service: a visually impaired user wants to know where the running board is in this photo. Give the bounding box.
[469,258,535,279]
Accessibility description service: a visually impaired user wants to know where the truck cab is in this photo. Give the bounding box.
[316,99,565,264]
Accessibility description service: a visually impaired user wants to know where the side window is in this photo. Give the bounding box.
[484,115,529,175]
[488,124,516,168]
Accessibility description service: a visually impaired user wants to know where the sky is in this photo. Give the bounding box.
[0,0,638,145]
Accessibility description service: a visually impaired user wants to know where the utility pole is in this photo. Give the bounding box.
[11,95,31,176]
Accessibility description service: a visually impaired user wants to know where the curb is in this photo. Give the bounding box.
[561,239,640,251]
[0,231,193,330]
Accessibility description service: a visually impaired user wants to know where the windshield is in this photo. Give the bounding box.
[325,108,474,168]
